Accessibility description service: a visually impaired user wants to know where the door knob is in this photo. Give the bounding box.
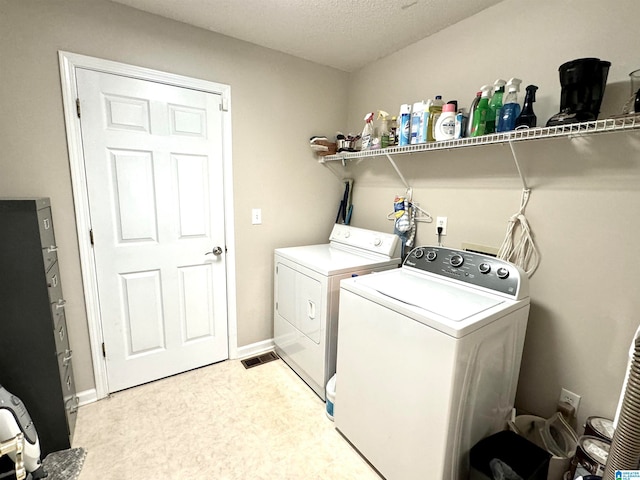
[206,246,223,256]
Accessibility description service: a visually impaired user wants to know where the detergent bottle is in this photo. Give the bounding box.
[435,102,456,141]
[470,85,492,137]
[361,112,375,150]
[516,85,538,128]
[427,95,444,142]
[486,79,506,134]
[497,78,522,132]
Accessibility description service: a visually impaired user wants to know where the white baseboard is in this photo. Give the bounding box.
[75,339,275,406]
[233,338,275,360]
[76,388,98,406]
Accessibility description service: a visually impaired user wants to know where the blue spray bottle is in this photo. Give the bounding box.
[497,78,522,132]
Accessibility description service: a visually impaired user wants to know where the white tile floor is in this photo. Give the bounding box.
[73,358,382,479]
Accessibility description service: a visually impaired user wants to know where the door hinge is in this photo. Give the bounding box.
[76,98,81,118]
[220,95,229,112]
[102,342,106,358]
[89,229,94,246]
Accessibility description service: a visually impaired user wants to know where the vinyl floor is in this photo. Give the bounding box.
[73,357,382,479]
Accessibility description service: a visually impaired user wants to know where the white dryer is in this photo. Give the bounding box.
[274,225,401,400]
[335,246,530,480]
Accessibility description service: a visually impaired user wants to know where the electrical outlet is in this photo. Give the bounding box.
[251,208,262,225]
[436,216,447,236]
[559,388,581,412]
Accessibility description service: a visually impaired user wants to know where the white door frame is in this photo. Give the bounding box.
[58,51,238,400]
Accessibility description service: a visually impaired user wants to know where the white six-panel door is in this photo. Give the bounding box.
[76,68,228,392]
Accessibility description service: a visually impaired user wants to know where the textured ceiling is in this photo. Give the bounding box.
[110,0,504,72]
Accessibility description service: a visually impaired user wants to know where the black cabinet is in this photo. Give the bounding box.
[0,198,78,457]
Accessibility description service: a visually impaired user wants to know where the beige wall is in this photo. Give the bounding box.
[0,0,346,393]
[346,0,640,431]
[3,0,639,434]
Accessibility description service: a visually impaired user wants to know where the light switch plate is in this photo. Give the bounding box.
[252,208,262,225]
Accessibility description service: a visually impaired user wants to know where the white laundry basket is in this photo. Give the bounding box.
[326,374,336,421]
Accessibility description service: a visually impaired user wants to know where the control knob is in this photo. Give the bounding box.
[374,238,382,247]
[450,254,464,267]
[478,263,491,274]
[426,251,437,261]
[496,267,510,279]
[413,248,425,259]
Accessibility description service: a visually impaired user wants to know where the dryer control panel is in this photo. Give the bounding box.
[403,246,528,299]
[329,224,400,258]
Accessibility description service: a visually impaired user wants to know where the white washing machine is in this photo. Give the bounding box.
[274,225,401,400]
[335,246,530,480]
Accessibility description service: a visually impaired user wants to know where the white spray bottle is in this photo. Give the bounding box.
[361,112,375,150]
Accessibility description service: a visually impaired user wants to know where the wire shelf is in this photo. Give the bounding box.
[319,114,640,163]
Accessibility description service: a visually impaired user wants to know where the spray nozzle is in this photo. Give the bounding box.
[506,78,523,93]
[377,110,389,120]
[480,85,493,97]
[364,112,375,123]
[493,79,507,90]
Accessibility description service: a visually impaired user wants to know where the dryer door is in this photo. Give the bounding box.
[275,262,321,344]
[297,271,322,344]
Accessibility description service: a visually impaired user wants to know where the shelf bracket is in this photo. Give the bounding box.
[385,152,410,190]
[508,139,529,191]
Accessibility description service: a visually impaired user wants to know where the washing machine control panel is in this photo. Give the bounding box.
[403,246,525,297]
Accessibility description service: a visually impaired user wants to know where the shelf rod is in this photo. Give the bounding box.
[508,139,528,191]
[385,152,410,190]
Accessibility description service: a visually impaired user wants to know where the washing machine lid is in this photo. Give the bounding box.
[275,244,400,276]
[341,268,529,337]
[356,270,503,321]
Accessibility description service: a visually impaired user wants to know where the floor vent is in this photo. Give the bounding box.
[241,351,279,369]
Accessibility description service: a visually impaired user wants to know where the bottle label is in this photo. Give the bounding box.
[454,113,467,139]
[400,114,411,146]
[362,133,371,149]
[442,119,455,136]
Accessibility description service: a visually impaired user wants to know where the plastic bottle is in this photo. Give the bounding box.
[378,110,390,148]
[410,101,424,144]
[389,116,398,145]
[486,79,506,134]
[455,108,467,139]
[419,99,432,143]
[361,112,375,150]
[399,104,411,146]
[427,95,444,142]
[516,85,538,128]
[470,85,492,137]
[465,91,482,138]
[497,78,522,132]
[435,103,456,141]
